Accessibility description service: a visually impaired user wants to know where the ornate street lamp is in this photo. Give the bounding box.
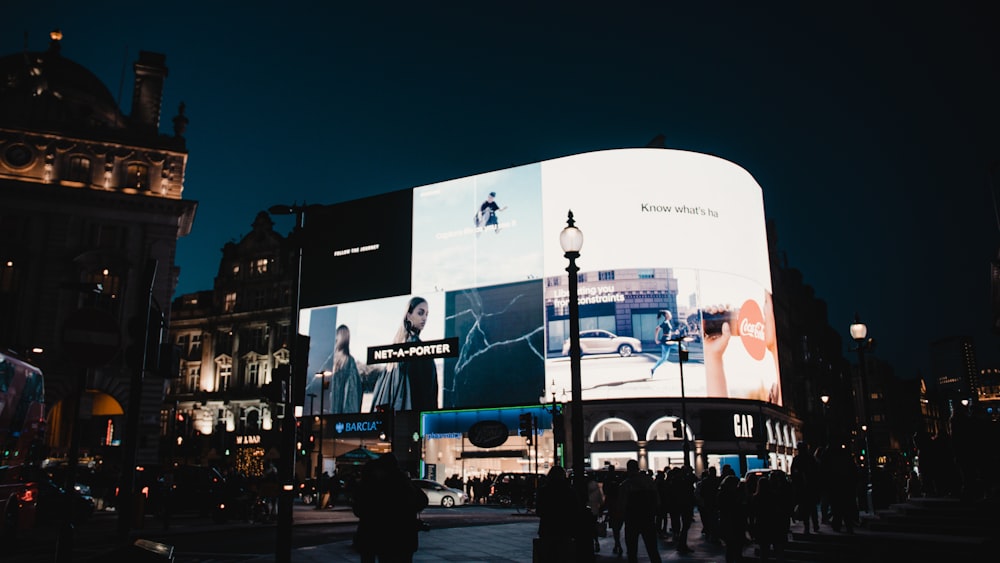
[268,203,311,563]
[820,394,830,446]
[667,334,694,468]
[559,211,586,501]
[850,313,875,515]
[314,370,330,508]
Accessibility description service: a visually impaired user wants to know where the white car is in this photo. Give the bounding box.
[562,329,643,357]
[412,479,468,508]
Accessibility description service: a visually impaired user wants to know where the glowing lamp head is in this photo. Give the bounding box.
[559,211,584,254]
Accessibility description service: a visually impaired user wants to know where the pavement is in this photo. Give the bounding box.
[240,504,732,563]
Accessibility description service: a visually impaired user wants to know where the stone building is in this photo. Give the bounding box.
[0,31,196,468]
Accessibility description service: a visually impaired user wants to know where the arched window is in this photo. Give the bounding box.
[590,418,638,442]
[124,162,149,190]
[65,155,92,183]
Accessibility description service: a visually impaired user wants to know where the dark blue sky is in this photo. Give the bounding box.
[6,2,1000,379]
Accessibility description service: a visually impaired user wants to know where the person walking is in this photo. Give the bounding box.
[587,473,605,552]
[601,465,626,555]
[667,465,697,554]
[352,453,429,563]
[535,465,581,563]
[717,474,749,563]
[617,460,662,563]
[697,466,722,543]
[790,442,821,534]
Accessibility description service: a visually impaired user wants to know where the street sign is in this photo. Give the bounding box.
[60,307,122,368]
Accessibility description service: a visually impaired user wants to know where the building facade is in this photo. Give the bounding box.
[0,31,196,468]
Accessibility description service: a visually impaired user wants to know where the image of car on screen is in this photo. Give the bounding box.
[562,329,643,357]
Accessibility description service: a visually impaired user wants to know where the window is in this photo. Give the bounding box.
[187,366,200,392]
[124,163,149,190]
[598,271,615,281]
[65,155,92,183]
[254,289,267,309]
[217,359,232,392]
[232,264,240,276]
[247,362,261,387]
[638,269,654,279]
[190,333,201,356]
[254,258,269,275]
[224,292,237,313]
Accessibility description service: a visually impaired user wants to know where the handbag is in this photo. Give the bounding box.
[595,513,608,537]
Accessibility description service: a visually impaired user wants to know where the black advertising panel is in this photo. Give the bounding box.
[299,189,413,308]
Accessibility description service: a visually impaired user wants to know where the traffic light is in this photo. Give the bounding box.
[552,412,565,444]
[518,413,533,437]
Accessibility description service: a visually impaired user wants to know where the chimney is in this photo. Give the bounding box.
[131,51,168,134]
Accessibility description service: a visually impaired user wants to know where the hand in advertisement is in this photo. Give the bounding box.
[702,305,732,397]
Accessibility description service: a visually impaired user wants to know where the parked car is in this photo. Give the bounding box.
[411,479,467,508]
[137,464,230,517]
[0,464,95,542]
[487,472,545,506]
[562,329,642,357]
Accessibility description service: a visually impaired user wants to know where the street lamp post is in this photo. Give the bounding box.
[559,210,586,502]
[667,334,693,468]
[820,394,830,447]
[268,203,311,563]
[314,370,330,508]
[849,314,875,515]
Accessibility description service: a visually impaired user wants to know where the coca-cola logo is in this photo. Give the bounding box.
[736,299,767,360]
[468,420,509,448]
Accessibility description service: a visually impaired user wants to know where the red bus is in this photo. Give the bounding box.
[0,351,45,465]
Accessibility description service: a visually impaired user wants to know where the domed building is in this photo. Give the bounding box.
[0,30,196,476]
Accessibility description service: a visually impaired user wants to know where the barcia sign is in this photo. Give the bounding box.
[330,414,386,438]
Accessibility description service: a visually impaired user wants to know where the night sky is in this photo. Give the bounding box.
[6,2,1000,380]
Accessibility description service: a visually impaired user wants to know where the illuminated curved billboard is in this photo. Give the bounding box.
[299,148,780,413]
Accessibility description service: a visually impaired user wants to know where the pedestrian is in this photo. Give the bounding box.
[790,442,821,534]
[601,465,626,555]
[697,466,721,542]
[587,473,605,552]
[717,474,749,563]
[534,465,581,563]
[352,453,429,563]
[667,465,696,554]
[748,476,788,562]
[617,459,662,563]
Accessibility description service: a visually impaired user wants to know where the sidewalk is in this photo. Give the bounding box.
[245,508,728,563]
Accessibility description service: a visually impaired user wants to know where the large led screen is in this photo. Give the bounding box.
[300,148,781,413]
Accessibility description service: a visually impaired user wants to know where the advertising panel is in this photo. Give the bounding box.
[300,148,781,413]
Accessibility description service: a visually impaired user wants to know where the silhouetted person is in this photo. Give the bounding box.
[617,460,662,563]
[535,465,581,563]
[697,466,721,542]
[601,465,625,555]
[667,465,696,554]
[823,444,858,533]
[749,476,788,562]
[717,474,749,563]
[790,442,821,534]
[352,453,428,562]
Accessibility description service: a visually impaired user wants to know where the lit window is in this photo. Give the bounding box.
[124,163,149,190]
[224,292,237,312]
[66,155,91,183]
